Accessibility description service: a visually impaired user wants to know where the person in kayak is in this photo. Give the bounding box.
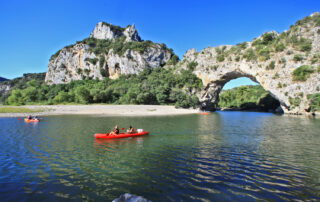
[128,125,135,134]
[27,115,32,120]
[110,124,120,135]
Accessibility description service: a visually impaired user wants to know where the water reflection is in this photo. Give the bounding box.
[0,114,320,201]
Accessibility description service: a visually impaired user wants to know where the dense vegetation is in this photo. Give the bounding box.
[3,67,202,108]
[0,73,46,103]
[218,85,280,111]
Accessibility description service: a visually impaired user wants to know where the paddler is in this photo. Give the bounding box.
[128,125,135,133]
[110,124,120,135]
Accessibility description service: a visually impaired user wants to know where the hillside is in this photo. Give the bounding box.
[45,22,178,85]
[0,77,9,82]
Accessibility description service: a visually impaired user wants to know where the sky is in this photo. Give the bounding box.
[0,0,319,89]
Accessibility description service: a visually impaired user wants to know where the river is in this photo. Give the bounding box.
[0,112,320,201]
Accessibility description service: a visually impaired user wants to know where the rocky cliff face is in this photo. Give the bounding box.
[45,22,175,84]
[180,13,320,115]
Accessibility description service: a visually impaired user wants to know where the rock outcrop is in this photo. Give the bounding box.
[45,22,175,84]
[179,12,320,115]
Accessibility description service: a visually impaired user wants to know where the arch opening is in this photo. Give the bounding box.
[200,74,282,113]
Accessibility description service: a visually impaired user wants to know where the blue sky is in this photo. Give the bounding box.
[0,0,319,89]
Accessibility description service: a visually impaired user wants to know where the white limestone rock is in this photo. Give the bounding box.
[180,13,320,115]
[45,22,173,84]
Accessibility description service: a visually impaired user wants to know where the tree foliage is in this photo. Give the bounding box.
[218,85,280,111]
[4,67,202,109]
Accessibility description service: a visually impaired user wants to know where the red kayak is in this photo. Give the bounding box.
[95,131,149,139]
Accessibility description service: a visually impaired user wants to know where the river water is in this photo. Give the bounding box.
[0,112,320,201]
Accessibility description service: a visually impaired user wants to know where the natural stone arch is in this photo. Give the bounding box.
[178,14,320,115]
[198,71,265,111]
[180,44,319,115]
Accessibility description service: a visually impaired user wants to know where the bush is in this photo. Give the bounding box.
[236,42,247,50]
[258,47,270,60]
[166,55,179,65]
[243,48,257,61]
[261,32,277,45]
[289,96,301,107]
[275,43,285,52]
[293,54,304,62]
[307,93,320,112]
[216,54,225,62]
[7,89,25,105]
[292,65,315,81]
[187,61,198,71]
[266,61,275,70]
[53,91,70,104]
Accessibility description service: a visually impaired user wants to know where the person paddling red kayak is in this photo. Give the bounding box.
[109,124,120,135]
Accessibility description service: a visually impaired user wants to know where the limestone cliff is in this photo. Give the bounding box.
[45,22,175,84]
[179,12,320,115]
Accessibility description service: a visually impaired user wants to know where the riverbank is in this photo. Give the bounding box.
[0,105,199,117]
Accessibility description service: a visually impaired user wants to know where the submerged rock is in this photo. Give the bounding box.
[112,193,151,202]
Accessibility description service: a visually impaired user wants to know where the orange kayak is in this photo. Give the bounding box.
[198,112,210,115]
[24,118,40,122]
[94,131,149,139]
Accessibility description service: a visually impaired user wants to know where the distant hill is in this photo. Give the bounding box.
[0,77,9,82]
[0,73,46,103]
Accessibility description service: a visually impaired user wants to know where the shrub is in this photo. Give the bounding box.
[53,91,70,103]
[275,43,286,52]
[76,68,82,74]
[292,65,315,81]
[84,69,90,75]
[258,48,270,60]
[307,93,320,112]
[7,89,25,105]
[187,61,198,71]
[289,96,301,107]
[261,32,277,45]
[243,48,257,61]
[266,61,275,70]
[99,56,105,68]
[166,55,179,65]
[50,50,61,61]
[85,58,98,65]
[293,54,304,62]
[216,54,225,62]
[236,42,247,50]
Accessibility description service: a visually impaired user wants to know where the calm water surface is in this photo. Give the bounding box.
[0,112,320,201]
